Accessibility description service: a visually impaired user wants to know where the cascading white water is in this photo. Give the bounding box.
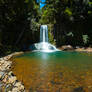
[30,25,59,52]
[43,28,45,42]
[40,25,48,42]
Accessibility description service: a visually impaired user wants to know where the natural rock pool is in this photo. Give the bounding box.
[11,51,92,92]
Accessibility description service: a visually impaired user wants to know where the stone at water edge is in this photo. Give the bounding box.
[0,66,6,71]
[2,74,9,83]
[3,61,11,67]
[8,76,17,84]
[0,60,5,64]
[11,87,20,92]
[0,71,6,79]
[8,71,15,76]
[0,62,11,71]
[59,45,74,51]
[14,82,25,91]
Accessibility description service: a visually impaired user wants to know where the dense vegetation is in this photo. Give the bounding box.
[0,0,92,56]
[0,0,40,55]
[40,0,92,47]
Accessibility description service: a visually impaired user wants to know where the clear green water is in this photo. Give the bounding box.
[12,51,92,92]
[15,51,92,72]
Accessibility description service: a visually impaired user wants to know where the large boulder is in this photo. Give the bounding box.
[59,45,74,51]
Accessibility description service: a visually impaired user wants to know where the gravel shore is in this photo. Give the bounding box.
[0,52,25,92]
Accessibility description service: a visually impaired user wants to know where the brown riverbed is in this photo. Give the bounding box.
[11,52,92,92]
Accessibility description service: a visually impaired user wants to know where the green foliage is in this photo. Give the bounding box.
[64,8,72,16]
[89,2,92,5]
[40,0,92,47]
[48,24,55,44]
[0,0,40,55]
[0,0,92,55]
[83,35,89,44]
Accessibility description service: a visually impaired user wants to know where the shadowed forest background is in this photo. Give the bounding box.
[0,0,92,56]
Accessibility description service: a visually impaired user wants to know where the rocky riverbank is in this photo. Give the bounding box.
[0,52,25,92]
[58,45,92,52]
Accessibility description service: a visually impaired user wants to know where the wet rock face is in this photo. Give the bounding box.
[0,52,25,92]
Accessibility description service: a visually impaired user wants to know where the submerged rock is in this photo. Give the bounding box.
[73,87,85,92]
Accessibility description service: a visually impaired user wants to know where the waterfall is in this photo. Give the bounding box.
[30,25,59,52]
[43,28,45,42]
[40,25,48,42]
